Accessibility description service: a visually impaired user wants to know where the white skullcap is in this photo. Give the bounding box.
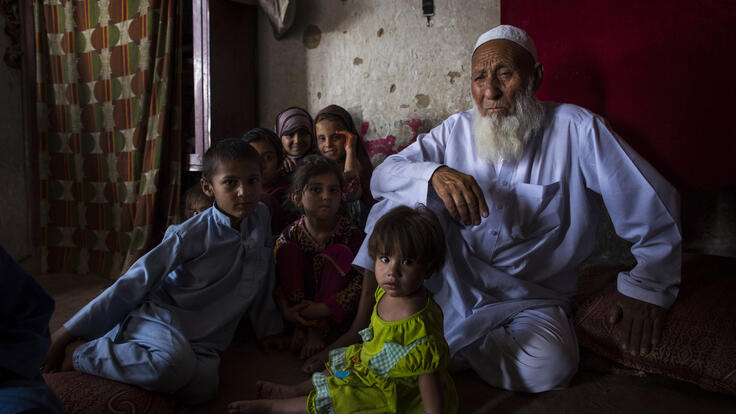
[473,25,538,61]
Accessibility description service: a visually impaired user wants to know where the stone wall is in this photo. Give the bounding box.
[257,0,500,164]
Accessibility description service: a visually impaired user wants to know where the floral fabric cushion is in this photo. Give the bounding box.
[574,255,736,395]
[43,372,187,414]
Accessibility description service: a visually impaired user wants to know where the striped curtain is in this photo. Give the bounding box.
[34,0,182,277]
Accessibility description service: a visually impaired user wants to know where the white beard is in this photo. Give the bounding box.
[471,82,545,163]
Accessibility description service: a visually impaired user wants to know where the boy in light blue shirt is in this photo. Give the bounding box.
[42,138,284,404]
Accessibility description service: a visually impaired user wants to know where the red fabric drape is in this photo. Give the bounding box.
[502,0,736,189]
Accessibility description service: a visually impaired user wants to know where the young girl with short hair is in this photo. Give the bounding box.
[229,205,458,414]
[272,155,365,360]
[314,104,375,230]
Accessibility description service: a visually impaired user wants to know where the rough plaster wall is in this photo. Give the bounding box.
[0,18,30,260]
[257,0,500,164]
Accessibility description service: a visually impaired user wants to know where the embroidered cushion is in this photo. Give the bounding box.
[43,372,187,414]
[574,255,736,396]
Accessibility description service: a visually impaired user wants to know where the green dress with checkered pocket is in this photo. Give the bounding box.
[306,286,458,414]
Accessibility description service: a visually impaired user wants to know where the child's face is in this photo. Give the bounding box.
[281,129,312,157]
[201,159,263,227]
[185,198,211,219]
[248,139,280,186]
[298,172,341,222]
[315,120,347,163]
[374,251,426,298]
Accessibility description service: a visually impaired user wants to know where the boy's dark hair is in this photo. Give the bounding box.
[289,154,344,210]
[185,184,212,206]
[184,183,213,218]
[368,205,446,276]
[201,138,260,182]
[314,112,348,131]
[241,127,284,163]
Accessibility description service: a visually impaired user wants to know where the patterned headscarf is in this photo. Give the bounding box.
[315,104,375,207]
[274,106,315,146]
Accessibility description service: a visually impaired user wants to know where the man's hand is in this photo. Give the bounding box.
[606,292,667,356]
[430,166,489,226]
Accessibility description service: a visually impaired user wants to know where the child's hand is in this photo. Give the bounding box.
[41,327,74,373]
[281,157,297,174]
[302,348,329,373]
[298,300,331,320]
[283,301,317,326]
[336,130,357,152]
[418,372,445,414]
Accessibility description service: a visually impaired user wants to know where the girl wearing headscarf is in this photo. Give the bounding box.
[314,104,375,230]
[275,107,316,176]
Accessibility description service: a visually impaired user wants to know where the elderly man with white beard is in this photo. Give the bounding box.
[304,25,681,393]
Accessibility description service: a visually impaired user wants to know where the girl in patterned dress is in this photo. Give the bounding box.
[229,205,458,414]
[273,155,365,360]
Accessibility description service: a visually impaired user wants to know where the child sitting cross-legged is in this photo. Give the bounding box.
[273,155,365,360]
[229,205,458,414]
[41,138,284,405]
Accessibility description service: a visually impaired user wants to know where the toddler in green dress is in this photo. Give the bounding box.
[229,205,458,414]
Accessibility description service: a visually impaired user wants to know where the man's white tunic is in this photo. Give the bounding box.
[354,103,681,356]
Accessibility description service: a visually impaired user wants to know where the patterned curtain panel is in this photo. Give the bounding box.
[34,0,182,277]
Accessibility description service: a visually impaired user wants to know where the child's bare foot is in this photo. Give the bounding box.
[300,327,325,360]
[256,381,298,399]
[60,339,85,371]
[228,399,271,414]
[289,328,306,354]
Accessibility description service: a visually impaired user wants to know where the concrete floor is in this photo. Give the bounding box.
[31,267,736,414]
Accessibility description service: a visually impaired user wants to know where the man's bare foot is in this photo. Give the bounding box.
[60,339,86,371]
[256,381,298,400]
[289,328,306,354]
[228,399,271,414]
[300,327,325,360]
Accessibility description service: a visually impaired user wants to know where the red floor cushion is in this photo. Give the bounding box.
[574,254,736,395]
[43,371,188,414]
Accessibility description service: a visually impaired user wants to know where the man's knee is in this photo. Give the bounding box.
[516,338,578,392]
[506,309,579,391]
[461,306,579,392]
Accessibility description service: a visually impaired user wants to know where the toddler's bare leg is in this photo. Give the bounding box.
[228,396,308,414]
[256,376,314,399]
